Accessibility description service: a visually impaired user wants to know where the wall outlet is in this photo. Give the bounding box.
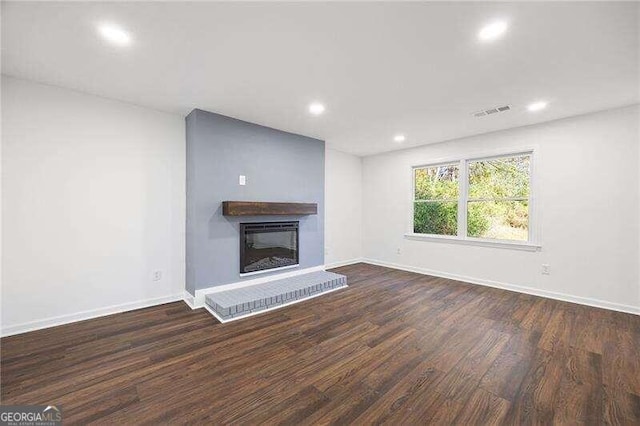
[153,270,163,281]
[396,248,401,255]
[239,175,246,186]
[541,264,550,275]
[324,247,329,255]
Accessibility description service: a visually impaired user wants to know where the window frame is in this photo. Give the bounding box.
[408,149,540,251]
[412,161,461,236]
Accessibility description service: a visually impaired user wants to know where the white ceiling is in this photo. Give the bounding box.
[2,2,638,156]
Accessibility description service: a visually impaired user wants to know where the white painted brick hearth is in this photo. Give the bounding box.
[205,271,347,321]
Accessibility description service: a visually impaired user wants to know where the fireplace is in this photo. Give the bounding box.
[240,221,299,275]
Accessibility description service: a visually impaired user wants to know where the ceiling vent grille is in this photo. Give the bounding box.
[473,105,511,118]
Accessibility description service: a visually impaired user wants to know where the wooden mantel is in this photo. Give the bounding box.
[222,201,318,216]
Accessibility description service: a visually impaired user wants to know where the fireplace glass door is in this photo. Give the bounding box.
[240,222,299,274]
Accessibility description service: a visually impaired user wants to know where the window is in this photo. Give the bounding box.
[412,152,534,246]
[413,164,459,236]
[467,155,530,241]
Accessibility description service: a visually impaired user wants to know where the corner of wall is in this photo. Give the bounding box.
[324,147,364,267]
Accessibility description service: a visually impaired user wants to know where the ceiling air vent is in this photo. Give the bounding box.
[473,104,511,118]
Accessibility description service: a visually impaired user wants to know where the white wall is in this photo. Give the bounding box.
[2,76,636,337]
[1,76,186,335]
[362,105,640,313]
[325,148,363,266]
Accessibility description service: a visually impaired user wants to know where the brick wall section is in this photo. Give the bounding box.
[205,271,347,320]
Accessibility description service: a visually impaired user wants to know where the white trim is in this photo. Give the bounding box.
[404,233,541,251]
[458,158,468,239]
[466,197,528,202]
[239,263,299,277]
[413,160,460,170]
[192,264,326,307]
[325,258,365,269]
[1,294,184,337]
[410,146,540,173]
[182,291,196,309]
[362,258,640,316]
[203,284,348,323]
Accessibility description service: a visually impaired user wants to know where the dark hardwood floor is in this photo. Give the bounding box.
[2,263,640,424]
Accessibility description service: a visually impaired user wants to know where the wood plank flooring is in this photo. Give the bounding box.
[2,263,640,424]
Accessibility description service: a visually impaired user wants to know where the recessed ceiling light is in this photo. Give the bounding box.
[527,101,548,112]
[393,134,406,143]
[98,24,131,46]
[308,102,325,116]
[478,21,508,42]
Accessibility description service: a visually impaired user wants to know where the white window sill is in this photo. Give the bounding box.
[403,233,541,252]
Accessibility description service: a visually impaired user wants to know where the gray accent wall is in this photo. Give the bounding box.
[186,109,325,294]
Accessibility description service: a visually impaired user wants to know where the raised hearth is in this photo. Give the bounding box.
[205,270,347,322]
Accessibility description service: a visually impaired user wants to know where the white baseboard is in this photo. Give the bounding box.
[182,291,196,309]
[325,258,364,269]
[362,258,640,316]
[192,265,326,308]
[1,294,184,337]
[204,284,348,323]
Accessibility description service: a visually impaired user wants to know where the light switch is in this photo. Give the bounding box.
[239,175,246,185]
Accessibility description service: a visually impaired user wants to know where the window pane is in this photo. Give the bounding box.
[414,165,459,200]
[468,155,530,199]
[467,200,528,241]
[414,202,458,236]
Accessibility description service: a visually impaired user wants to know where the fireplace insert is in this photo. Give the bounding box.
[240,221,299,274]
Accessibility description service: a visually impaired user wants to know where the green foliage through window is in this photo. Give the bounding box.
[413,164,459,236]
[413,202,457,235]
[414,165,459,200]
[469,156,530,199]
[413,154,531,241]
[467,201,528,241]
